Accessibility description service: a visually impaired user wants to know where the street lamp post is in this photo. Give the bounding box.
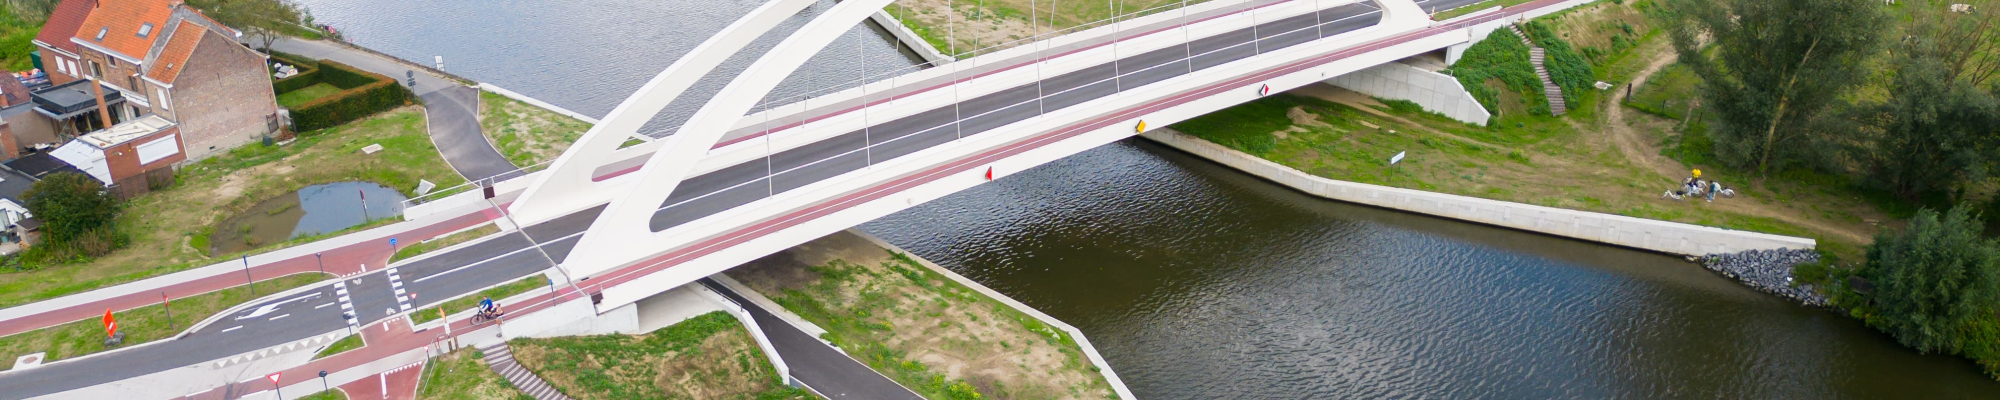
[315,252,324,276]
[319,370,329,394]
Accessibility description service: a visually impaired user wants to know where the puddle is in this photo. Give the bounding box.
[210,182,406,256]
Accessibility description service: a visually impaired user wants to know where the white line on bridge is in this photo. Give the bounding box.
[412,231,585,284]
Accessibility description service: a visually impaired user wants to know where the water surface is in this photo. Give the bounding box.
[210,182,405,255]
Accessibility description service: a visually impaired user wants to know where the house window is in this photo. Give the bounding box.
[157,88,170,111]
[137,23,153,38]
[55,59,68,75]
[88,60,102,79]
[94,27,107,41]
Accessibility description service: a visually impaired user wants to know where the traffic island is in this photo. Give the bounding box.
[725,230,1124,399]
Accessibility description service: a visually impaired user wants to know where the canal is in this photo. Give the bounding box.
[293,0,2000,397]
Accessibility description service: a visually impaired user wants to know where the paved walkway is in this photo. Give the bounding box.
[0,202,501,339]
[699,278,921,400]
[422,86,519,182]
[265,38,520,182]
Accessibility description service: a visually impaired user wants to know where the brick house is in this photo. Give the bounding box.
[31,0,278,161]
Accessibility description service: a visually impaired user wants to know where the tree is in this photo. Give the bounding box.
[1862,206,2000,355]
[1846,23,2000,201]
[1664,0,1888,177]
[185,0,305,53]
[22,172,119,245]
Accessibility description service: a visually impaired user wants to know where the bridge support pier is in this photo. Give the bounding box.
[1324,61,1490,125]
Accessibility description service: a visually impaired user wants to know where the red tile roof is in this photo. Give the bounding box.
[144,21,204,84]
[33,0,98,53]
[73,0,177,60]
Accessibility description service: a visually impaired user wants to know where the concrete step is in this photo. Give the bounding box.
[476,342,575,400]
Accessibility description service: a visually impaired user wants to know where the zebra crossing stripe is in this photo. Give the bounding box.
[387,268,413,312]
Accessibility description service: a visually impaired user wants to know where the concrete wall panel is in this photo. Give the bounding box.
[1326,61,1490,125]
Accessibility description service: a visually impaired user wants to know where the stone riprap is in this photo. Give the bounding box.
[1700,249,1826,307]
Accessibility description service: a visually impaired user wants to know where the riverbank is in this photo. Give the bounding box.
[724,230,1128,399]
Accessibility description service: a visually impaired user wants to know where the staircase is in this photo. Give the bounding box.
[479,343,574,400]
[1508,24,1567,116]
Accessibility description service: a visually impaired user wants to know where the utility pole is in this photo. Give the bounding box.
[315,252,324,275]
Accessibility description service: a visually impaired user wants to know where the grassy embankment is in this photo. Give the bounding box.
[887,0,1213,59]
[409,276,546,325]
[508,311,813,400]
[1171,0,1885,258]
[0,4,41,71]
[0,273,325,370]
[729,231,1116,400]
[312,333,364,360]
[1431,0,1542,20]
[417,348,533,400]
[478,91,593,167]
[389,224,501,263]
[296,389,347,400]
[0,108,465,308]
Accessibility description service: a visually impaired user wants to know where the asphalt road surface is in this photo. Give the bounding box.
[648,1,1384,231]
[699,279,923,399]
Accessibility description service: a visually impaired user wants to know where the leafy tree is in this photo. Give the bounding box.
[185,0,305,52]
[22,172,119,245]
[1862,206,2000,355]
[1664,0,1888,177]
[1846,35,2000,201]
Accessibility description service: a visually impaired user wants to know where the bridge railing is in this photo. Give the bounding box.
[402,158,557,209]
[646,0,1384,233]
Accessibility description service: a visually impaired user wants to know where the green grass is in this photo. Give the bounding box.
[295,390,346,400]
[1443,28,1542,115]
[312,333,363,360]
[0,273,326,370]
[757,251,1112,400]
[390,225,500,263]
[278,83,344,109]
[1625,62,1700,120]
[509,311,811,400]
[1431,0,1539,20]
[479,91,592,166]
[418,348,533,400]
[410,276,545,325]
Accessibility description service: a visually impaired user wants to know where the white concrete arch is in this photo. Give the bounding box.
[507,0,826,225]
[559,0,901,275]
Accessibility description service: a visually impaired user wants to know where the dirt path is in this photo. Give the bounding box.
[1601,49,1685,180]
[1600,49,1875,246]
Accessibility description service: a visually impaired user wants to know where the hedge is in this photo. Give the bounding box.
[269,52,322,94]
[287,60,413,132]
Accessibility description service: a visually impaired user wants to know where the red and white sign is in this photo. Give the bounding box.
[267,372,281,385]
[1258,84,1271,96]
[984,167,994,181]
[101,309,116,338]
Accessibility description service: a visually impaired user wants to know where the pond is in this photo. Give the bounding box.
[209,182,407,256]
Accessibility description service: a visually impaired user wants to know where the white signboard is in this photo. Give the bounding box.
[1389,151,1406,165]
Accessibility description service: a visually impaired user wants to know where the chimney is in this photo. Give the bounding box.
[89,77,112,130]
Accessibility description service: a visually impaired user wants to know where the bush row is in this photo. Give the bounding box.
[1524,21,1597,103]
[287,60,413,132]
[268,52,322,94]
[1443,28,1540,114]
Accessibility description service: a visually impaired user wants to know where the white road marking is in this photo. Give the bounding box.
[412,236,567,283]
[221,326,243,333]
[316,302,335,309]
[234,292,323,320]
[268,314,289,321]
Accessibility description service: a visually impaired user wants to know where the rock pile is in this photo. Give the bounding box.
[1700,248,1828,307]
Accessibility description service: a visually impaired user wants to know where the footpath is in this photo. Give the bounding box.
[0,201,502,339]
[265,38,520,182]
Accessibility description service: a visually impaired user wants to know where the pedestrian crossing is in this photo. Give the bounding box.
[387,267,412,314]
[335,281,359,333]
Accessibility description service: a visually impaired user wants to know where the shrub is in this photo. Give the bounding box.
[1524,21,1596,103]
[1446,29,1540,113]
[24,172,120,245]
[269,52,322,94]
[287,60,413,132]
[1861,206,2000,355]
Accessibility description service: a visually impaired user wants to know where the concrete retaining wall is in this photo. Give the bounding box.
[1327,62,1490,125]
[1140,129,1815,256]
